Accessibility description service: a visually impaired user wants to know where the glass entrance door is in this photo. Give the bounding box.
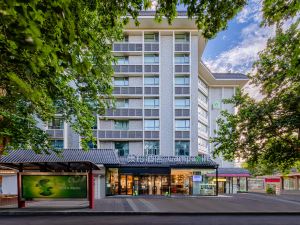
[119,174,133,195]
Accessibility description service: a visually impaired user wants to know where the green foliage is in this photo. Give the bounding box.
[211,15,300,172]
[0,1,246,153]
[266,187,275,194]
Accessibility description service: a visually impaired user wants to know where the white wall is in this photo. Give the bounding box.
[2,175,17,195]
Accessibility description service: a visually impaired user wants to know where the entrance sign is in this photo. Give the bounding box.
[122,155,207,164]
[21,173,88,199]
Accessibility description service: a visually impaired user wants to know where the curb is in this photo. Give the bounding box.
[0,211,300,216]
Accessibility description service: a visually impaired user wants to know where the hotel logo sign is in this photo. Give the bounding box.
[122,155,205,164]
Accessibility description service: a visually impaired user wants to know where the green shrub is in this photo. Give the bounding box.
[266,187,275,194]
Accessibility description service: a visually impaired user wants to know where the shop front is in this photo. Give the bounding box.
[106,155,218,196]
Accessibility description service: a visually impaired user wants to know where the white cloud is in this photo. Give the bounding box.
[204,24,275,74]
[236,0,262,24]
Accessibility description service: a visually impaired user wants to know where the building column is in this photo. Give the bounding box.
[88,171,95,209]
[17,172,25,208]
[216,167,219,196]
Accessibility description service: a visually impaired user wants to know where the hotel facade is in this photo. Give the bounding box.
[0,12,249,199]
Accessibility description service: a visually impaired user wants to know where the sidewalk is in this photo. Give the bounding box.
[1,193,300,215]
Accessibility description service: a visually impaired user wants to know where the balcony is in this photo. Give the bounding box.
[144,87,159,95]
[175,65,190,73]
[104,108,143,117]
[144,65,159,73]
[144,109,159,117]
[175,109,190,117]
[113,65,143,73]
[46,129,64,138]
[113,87,143,95]
[175,43,190,52]
[98,130,143,139]
[113,43,143,52]
[175,131,190,139]
[175,87,190,95]
[144,131,159,139]
[144,43,159,52]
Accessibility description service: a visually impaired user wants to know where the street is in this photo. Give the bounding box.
[0,215,300,225]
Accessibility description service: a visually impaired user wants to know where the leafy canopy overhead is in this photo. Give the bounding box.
[0,0,246,153]
[211,0,300,173]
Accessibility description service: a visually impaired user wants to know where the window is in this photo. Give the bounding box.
[175,75,189,86]
[175,120,190,130]
[115,99,129,108]
[199,122,208,133]
[144,120,159,130]
[144,76,159,86]
[48,117,64,129]
[144,98,159,108]
[91,118,97,129]
[198,107,208,119]
[144,141,160,155]
[175,141,190,156]
[115,56,128,65]
[175,54,189,64]
[175,33,189,42]
[115,142,129,157]
[122,35,129,42]
[144,54,159,64]
[198,92,208,104]
[51,139,64,149]
[114,77,129,86]
[144,33,158,42]
[175,98,190,108]
[87,140,97,149]
[199,79,208,91]
[114,120,129,130]
[199,137,209,148]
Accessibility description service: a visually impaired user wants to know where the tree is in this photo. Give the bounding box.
[0,0,246,154]
[211,0,300,172]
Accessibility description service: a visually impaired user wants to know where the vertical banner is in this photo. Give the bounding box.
[21,174,88,199]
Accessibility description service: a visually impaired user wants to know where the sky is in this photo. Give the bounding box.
[201,0,275,75]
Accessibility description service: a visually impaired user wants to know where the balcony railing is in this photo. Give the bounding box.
[175,43,190,52]
[144,87,159,95]
[113,87,143,95]
[98,130,143,139]
[144,131,159,139]
[46,129,64,138]
[113,65,143,73]
[144,65,159,73]
[144,109,159,117]
[104,108,143,117]
[175,65,190,73]
[144,43,159,51]
[175,87,190,95]
[113,43,142,52]
[175,109,190,117]
[175,131,190,139]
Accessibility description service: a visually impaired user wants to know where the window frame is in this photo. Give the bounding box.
[175,75,190,86]
[114,120,129,130]
[144,98,159,109]
[114,77,129,86]
[175,141,190,156]
[115,99,129,108]
[115,142,129,157]
[144,119,160,131]
[144,141,160,155]
[175,120,190,131]
[144,76,159,86]
[175,54,190,64]
[175,98,190,108]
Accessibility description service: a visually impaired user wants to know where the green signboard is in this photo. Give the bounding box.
[21,175,88,199]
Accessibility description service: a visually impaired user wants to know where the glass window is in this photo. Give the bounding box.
[283,177,296,190]
[199,122,208,133]
[175,98,190,108]
[144,141,160,155]
[175,33,189,42]
[114,120,129,130]
[115,56,128,65]
[114,77,129,86]
[175,75,189,86]
[51,139,64,149]
[144,33,158,42]
[115,99,129,108]
[144,120,159,130]
[48,117,64,129]
[144,76,159,86]
[175,141,190,156]
[144,98,159,108]
[198,107,208,118]
[175,120,190,130]
[115,142,129,157]
[175,54,189,64]
[199,79,208,91]
[122,35,129,42]
[198,92,208,104]
[144,54,159,64]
